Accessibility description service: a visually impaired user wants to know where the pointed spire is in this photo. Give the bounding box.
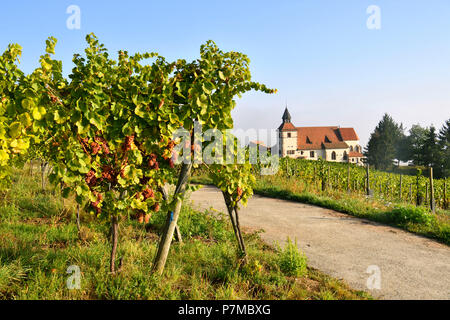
[282,106,291,123]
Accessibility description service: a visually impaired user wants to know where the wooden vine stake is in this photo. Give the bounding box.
[366,163,370,196]
[429,167,435,213]
[110,215,119,274]
[159,186,182,243]
[76,204,81,235]
[152,162,192,275]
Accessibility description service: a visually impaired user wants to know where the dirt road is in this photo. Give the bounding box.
[189,185,450,300]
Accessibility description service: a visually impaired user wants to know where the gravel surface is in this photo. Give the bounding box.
[189,185,450,300]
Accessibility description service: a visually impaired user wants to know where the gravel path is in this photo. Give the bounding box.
[189,185,450,300]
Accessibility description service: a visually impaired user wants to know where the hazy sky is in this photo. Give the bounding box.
[1,0,449,147]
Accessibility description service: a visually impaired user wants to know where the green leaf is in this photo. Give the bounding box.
[8,122,21,138]
[0,150,9,165]
[21,99,35,110]
[135,104,145,118]
[18,113,32,127]
[32,107,43,120]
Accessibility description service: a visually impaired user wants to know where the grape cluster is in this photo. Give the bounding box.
[101,165,116,183]
[122,135,134,152]
[148,153,159,170]
[142,187,155,200]
[91,191,103,214]
[85,170,97,187]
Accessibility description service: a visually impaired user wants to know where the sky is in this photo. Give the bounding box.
[1,0,449,148]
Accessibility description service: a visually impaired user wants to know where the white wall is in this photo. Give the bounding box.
[280,130,297,157]
[346,140,362,153]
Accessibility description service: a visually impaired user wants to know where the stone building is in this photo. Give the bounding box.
[278,107,364,165]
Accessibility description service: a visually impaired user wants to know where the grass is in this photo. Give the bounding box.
[191,173,450,246]
[0,165,371,300]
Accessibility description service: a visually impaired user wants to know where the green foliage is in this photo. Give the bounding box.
[438,119,450,178]
[386,205,434,226]
[275,157,449,210]
[1,33,276,276]
[365,113,404,170]
[208,133,255,208]
[0,167,367,300]
[277,238,307,277]
[1,33,275,223]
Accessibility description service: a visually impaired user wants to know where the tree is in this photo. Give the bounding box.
[364,114,403,170]
[438,119,450,178]
[421,126,441,169]
[395,123,410,165]
[406,124,428,166]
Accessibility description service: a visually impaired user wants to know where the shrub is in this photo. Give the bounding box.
[277,238,307,277]
[386,205,434,226]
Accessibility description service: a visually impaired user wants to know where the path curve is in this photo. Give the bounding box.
[189,185,450,300]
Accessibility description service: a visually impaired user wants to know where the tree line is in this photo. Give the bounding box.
[364,114,450,178]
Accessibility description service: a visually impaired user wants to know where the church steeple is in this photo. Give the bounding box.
[282,106,291,123]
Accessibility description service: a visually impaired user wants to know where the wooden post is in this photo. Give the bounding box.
[429,167,435,213]
[76,204,81,234]
[416,175,420,206]
[110,215,119,274]
[40,161,46,191]
[159,186,182,243]
[152,161,192,275]
[366,163,370,196]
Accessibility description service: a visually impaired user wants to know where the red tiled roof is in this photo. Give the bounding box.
[338,128,359,141]
[296,126,343,150]
[278,122,296,131]
[348,151,364,157]
[322,142,349,149]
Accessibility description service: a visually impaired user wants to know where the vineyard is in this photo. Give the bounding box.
[191,154,450,244]
[0,33,278,279]
[257,158,449,211]
[0,34,375,300]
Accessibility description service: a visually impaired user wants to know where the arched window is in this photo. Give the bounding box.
[350,146,353,152]
[331,151,336,160]
[343,151,348,161]
[355,145,359,152]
